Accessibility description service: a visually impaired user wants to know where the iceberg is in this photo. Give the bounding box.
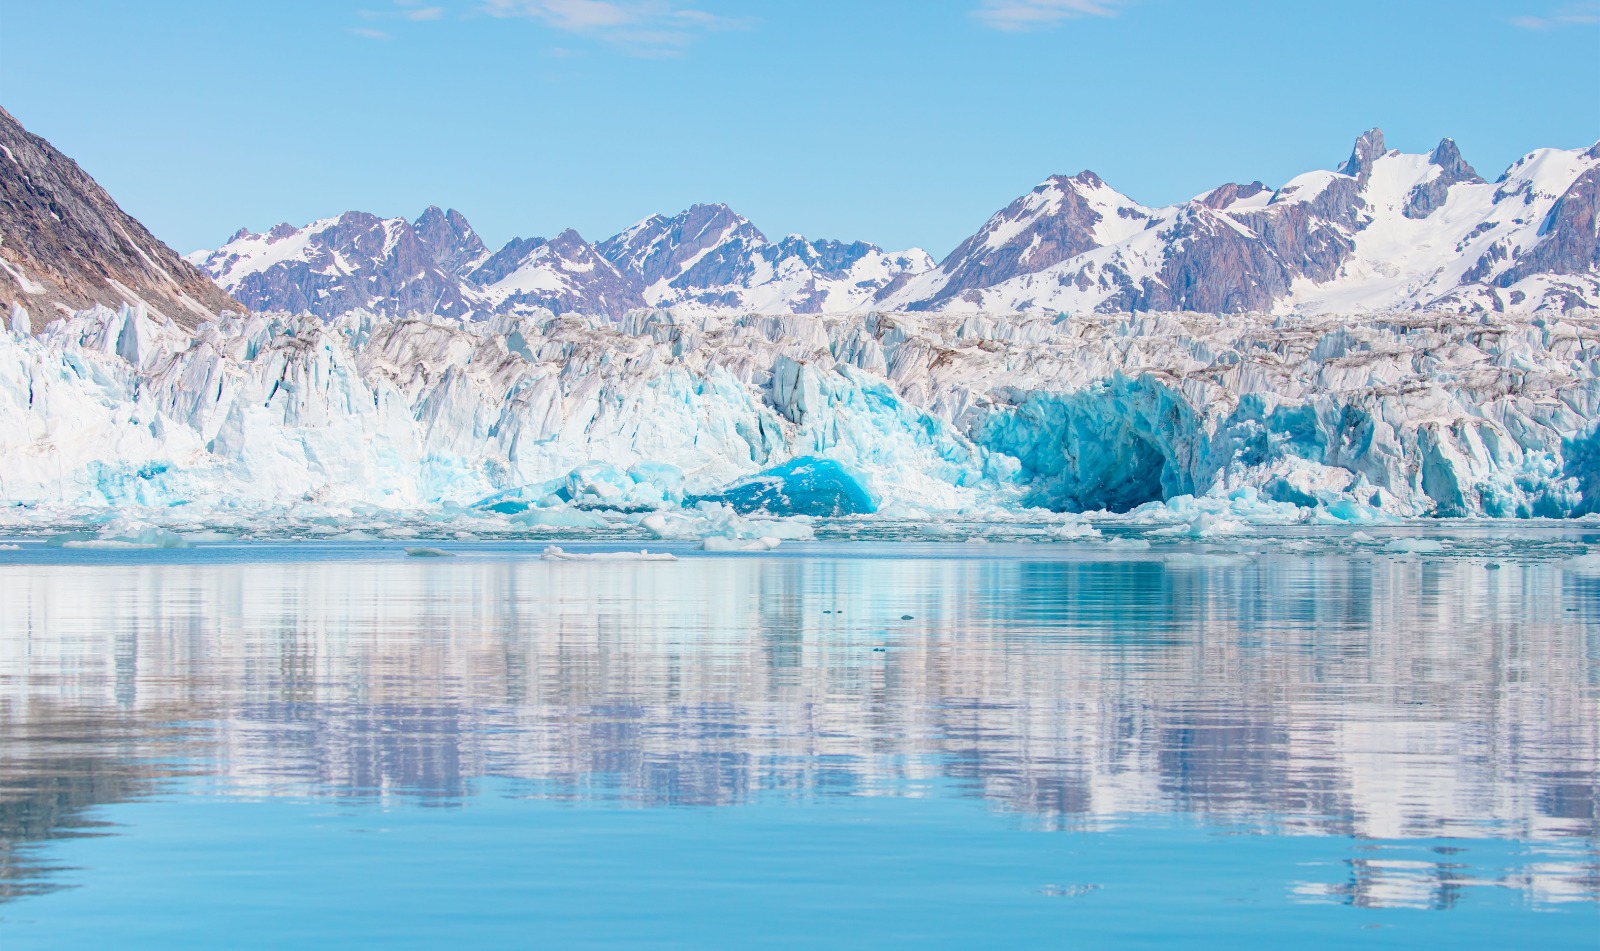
[691,457,876,517]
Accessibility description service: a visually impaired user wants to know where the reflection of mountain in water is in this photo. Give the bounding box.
[0,706,183,901]
[0,552,1596,901]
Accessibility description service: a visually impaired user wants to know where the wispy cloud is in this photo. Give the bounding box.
[483,0,751,56]
[1512,3,1600,28]
[973,0,1128,31]
[356,1,448,30]
[350,26,393,40]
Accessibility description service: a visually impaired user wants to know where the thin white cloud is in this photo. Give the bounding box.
[404,6,447,20]
[483,0,750,56]
[350,26,393,39]
[1512,2,1600,28]
[973,0,1127,31]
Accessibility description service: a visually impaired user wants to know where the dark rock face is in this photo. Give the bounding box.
[469,229,645,316]
[0,106,239,328]
[1403,139,1484,220]
[909,171,1127,311]
[598,203,764,288]
[1199,181,1269,210]
[413,205,488,276]
[216,211,482,319]
[1494,165,1600,286]
[1338,128,1387,182]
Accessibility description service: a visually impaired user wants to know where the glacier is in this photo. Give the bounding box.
[1,301,1598,536]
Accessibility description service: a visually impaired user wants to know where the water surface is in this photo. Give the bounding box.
[0,535,1596,947]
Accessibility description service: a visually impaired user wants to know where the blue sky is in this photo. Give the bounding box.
[4,1,1597,256]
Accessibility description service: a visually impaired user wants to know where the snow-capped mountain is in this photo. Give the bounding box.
[0,107,239,329]
[883,130,1600,315]
[188,209,487,319]
[187,129,1598,320]
[193,201,922,320]
[596,203,934,314]
[471,228,644,317]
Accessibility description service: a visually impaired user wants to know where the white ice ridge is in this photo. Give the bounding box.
[1,302,1597,525]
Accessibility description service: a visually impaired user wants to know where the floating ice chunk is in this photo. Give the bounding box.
[1386,538,1446,554]
[1562,552,1600,574]
[1149,513,1248,539]
[700,536,782,552]
[181,530,236,542]
[693,457,876,517]
[1053,522,1101,540]
[47,521,190,549]
[0,543,20,551]
[405,547,454,557]
[541,546,676,562]
[1349,531,1376,543]
[1103,537,1152,550]
[637,502,815,542]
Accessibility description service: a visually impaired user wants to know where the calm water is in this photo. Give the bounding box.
[0,534,1596,948]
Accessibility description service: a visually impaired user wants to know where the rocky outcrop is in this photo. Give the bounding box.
[1403,138,1484,219]
[1493,166,1600,286]
[200,211,483,319]
[470,229,645,317]
[902,171,1148,311]
[0,106,239,329]
[1338,128,1387,183]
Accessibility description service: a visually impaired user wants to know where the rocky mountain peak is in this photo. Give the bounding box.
[1403,138,1487,220]
[1339,128,1387,182]
[1199,181,1271,210]
[412,205,488,276]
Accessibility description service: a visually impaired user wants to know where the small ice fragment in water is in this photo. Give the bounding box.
[541,546,677,562]
[1039,884,1100,898]
[1386,538,1445,554]
[901,614,914,620]
[1561,552,1600,574]
[406,547,453,558]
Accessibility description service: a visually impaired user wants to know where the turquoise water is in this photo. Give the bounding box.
[0,533,1596,947]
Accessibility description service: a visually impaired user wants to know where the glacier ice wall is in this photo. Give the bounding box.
[1,303,1597,522]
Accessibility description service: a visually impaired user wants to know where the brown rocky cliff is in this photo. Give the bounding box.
[0,106,240,330]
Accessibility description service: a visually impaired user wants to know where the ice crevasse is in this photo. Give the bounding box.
[1,302,1597,525]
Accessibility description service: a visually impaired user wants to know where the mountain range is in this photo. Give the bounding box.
[0,104,1595,329]
[190,129,1600,320]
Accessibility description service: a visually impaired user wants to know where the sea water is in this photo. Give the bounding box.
[0,530,1595,948]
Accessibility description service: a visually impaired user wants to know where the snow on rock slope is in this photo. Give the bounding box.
[191,131,1598,321]
[3,303,1597,526]
[0,107,240,328]
[194,202,929,322]
[885,131,1600,316]
[595,203,934,315]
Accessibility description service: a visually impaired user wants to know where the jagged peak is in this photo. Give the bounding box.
[1338,128,1386,180]
[1198,181,1270,210]
[1428,138,1483,183]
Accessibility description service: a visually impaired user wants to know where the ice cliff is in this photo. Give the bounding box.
[2,302,1598,526]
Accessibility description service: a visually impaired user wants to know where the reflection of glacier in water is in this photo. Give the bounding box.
[0,543,1596,913]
